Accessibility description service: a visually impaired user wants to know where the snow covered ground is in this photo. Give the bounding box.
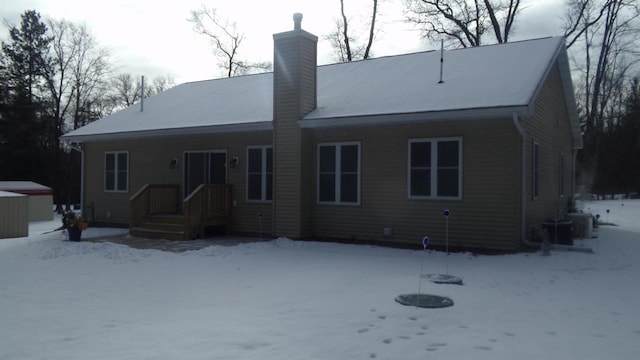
[1,200,638,360]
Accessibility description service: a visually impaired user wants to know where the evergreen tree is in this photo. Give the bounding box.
[0,10,52,182]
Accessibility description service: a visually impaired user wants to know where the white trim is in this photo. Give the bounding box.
[104,151,129,193]
[317,141,361,206]
[407,137,463,200]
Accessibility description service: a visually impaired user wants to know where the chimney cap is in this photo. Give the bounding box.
[293,13,303,30]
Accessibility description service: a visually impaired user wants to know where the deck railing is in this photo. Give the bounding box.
[129,184,181,229]
[130,183,232,240]
[183,184,232,239]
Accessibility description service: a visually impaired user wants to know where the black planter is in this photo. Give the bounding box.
[68,227,82,242]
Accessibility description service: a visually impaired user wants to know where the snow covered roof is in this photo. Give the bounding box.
[62,36,579,145]
[0,181,52,195]
[0,190,26,198]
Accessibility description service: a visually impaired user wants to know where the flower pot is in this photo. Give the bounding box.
[68,227,82,242]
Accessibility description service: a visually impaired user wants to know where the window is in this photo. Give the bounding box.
[247,146,272,202]
[318,142,360,204]
[184,151,227,198]
[532,141,540,199]
[105,151,128,192]
[409,138,462,199]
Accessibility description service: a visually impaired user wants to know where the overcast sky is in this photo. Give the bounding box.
[1,0,567,84]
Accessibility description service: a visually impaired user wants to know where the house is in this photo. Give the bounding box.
[61,14,582,250]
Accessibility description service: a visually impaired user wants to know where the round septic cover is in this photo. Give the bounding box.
[424,274,464,285]
[395,294,454,308]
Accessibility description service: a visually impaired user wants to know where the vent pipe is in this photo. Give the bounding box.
[438,39,444,84]
[293,13,303,30]
[140,75,145,112]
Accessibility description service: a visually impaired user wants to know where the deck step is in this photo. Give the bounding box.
[130,227,186,241]
[130,213,189,241]
[146,214,185,225]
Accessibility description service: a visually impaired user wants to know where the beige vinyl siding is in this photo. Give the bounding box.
[522,63,576,239]
[272,30,317,239]
[0,192,28,239]
[310,118,522,250]
[83,131,274,235]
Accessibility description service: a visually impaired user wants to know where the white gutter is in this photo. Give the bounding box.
[512,112,536,248]
[61,121,273,144]
[301,105,531,129]
[67,142,85,219]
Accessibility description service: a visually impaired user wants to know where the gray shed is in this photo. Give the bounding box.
[0,181,53,221]
[0,190,28,239]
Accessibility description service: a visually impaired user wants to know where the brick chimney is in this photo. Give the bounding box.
[272,13,318,239]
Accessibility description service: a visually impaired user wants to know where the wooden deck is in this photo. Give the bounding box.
[129,184,232,240]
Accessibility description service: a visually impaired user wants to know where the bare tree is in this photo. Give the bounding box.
[326,0,380,62]
[364,0,379,59]
[44,19,112,210]
[404,0,522,47]
[564,0,640,134]
[108,73,176,111]
[188,5,270,77]
[151,75,175,94]
[68,23,111,129]
[110,73,142,108]
[565,0,640,196]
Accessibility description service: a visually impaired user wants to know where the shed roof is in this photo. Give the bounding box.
[0,190,26,198]
[62,36,579,146]
[0,181,52,195]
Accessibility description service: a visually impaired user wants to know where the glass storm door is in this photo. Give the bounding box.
[184,151,227,198]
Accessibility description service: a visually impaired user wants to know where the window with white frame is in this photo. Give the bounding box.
[409,138,462,199]
[105,151,128,192]
[318,142,360,204]
[247,146,272,201]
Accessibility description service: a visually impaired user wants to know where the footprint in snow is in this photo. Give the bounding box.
[382,338,392,344]
[426,342,447,352]
[474,346,493,351]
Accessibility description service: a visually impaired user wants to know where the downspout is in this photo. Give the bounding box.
[512,113,537,248]
[67,142,85,219]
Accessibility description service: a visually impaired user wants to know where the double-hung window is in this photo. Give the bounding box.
[409,138,462,199]
[247,146,272,202]
[318,142,360,204]
[105,151,128,192]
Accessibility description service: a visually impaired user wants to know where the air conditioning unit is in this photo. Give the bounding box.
[567,213,595,239]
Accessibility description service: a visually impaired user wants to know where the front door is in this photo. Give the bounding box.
[184,151,227,198]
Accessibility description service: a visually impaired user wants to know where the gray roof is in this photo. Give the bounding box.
[62,36,580,147]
